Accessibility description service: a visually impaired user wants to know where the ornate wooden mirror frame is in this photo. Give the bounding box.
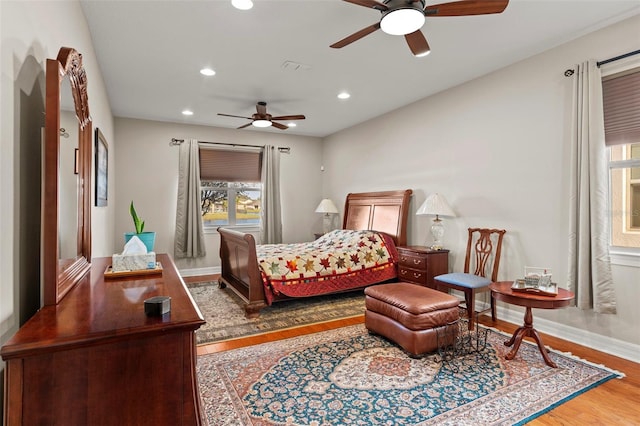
[43,47,92,305]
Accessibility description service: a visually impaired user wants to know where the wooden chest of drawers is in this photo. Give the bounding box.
[1,255,205,425]
[397,246,449,289]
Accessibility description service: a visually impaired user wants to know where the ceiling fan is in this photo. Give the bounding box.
[217,101,306,130]
[331,0,509,57]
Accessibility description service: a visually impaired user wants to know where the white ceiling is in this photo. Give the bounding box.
[80,0,640,138]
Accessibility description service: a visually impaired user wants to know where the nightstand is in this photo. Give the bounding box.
[396,246,449,289]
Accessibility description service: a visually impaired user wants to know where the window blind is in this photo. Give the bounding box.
[199,147,262,182]
[602,69,640,146]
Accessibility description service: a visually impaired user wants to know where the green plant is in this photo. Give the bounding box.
[130,201,145,234]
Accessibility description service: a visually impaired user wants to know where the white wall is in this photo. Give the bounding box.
[113,118,323,272]
[323,15,640,359]
[0,0,114,414]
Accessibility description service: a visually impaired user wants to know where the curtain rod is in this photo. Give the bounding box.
[564,49,640,77]
[169,138,290,153]
[597,49,640,67]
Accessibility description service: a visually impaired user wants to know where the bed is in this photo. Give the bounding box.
[217,189,412,317]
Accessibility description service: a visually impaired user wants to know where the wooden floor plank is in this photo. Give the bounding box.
[183,274,218,284]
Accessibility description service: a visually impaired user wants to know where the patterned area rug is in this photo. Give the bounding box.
[197,324,622,425]
[187,281,365,344]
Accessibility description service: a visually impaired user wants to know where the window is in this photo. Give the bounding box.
[198,146,262,229]
[201,181,262,228]
[603,65,640,249]
[609,143,640,248]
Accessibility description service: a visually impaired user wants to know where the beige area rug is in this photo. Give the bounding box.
[186,281,365,345]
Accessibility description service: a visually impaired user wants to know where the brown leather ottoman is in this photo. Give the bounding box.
[364,282,460,356]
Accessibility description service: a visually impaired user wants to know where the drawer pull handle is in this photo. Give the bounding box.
[413,273,422,278]
[413,259,421,265]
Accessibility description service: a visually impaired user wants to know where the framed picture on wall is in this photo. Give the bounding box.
[95,128,108,207]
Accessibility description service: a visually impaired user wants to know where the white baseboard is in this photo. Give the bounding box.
[179,266,221,277]
[472,300,640,364]
[497,306,640,364]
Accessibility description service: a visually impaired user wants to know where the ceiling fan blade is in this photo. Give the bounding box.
[256,102,267,115]
[424,0,509,17]
[271,121,289,130]
[271,115,305,121]
[237,122,253,129]
[218,113,253,120]
[331,22,381,49]
[404,30,431,57]
[342,0,388,11]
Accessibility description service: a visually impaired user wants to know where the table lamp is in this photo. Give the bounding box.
[315,198,339,234]
[416,193,456,249]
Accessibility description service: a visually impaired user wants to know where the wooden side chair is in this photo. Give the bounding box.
[434,228,506,330]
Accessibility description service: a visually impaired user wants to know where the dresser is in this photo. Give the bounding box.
[397,246,449,289]
[1,254,205,425]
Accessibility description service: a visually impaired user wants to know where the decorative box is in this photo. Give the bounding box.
[112,252,157,272]
[144,296,171,316]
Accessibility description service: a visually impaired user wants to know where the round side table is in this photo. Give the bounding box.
[489,281,574,368]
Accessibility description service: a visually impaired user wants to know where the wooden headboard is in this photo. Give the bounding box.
[342,189,413,246]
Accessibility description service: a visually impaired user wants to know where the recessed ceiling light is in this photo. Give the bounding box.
[231,0,253,10]
[182,110,194,116]
[337,92,351,100]
[287,122,297,128]
[200,68,216,76]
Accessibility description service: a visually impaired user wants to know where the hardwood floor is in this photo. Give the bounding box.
[186,275,640,424]
[183,274,218,284]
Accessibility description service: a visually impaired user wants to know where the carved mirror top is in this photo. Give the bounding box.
[57,47,90,128]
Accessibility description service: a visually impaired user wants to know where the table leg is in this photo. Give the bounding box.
[504,326,525,347]
[529,328,557,368]
[503,306,557,368]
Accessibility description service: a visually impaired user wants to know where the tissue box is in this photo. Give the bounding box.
[112,252,157,272]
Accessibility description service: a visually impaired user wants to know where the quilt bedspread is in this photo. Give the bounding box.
[257,230,398,301]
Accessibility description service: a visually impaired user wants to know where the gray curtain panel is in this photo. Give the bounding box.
[260,145,283,244]
[567,60,616,314]
[175,139,206,258]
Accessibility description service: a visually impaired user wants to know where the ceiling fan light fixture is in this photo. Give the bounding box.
[252,119,272,128]
[415,50,430,58]
[380,8,425,36]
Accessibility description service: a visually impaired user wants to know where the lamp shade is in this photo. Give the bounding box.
[416,193,456,217]
[315,198,339,214]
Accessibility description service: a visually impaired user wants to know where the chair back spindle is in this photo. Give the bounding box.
[435,227,506,330]
[464,228,506,282]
